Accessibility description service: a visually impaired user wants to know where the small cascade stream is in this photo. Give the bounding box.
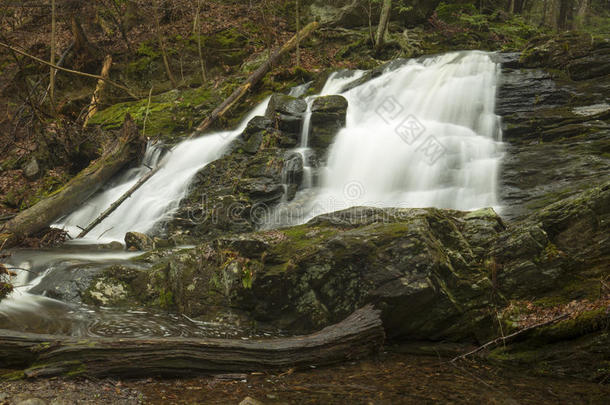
[55,98,271,244]
[1,50,503,338]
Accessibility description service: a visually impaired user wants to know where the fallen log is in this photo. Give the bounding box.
[0,305,384,379]
[195,21,319,134]
[0,116,145,248]
[77,164,162,238]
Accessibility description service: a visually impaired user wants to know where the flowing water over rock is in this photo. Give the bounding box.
[266,51,504,227]
[1,247,279,338]
[1,51,504,338]
[54,99,271,244]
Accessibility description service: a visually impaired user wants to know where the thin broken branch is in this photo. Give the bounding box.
[0,41,140,100]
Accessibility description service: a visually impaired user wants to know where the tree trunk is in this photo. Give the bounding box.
[195,21,319,134]
[71,14,92,57]
[576,0,589,27]
[154,0,177,88]
[296,0,301,68]
[83,54,113,128]
[541,0,549,26]
[195,0,206,83]
[0,117,145,248]
[375,0,392,53]
[557,0,574,30]
[0,305,384,378]
[50,0,56,111]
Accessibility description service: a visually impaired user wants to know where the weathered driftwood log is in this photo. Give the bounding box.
[194,21,319,134]
[0,116,145,248]
[0,305,384,379]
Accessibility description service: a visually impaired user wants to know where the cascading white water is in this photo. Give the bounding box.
[267,51,503,226]
[55,98,271,243]
[291,71,366,189]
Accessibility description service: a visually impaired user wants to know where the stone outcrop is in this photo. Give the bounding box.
[79,182,610,381]
[309,95,348,153]
[521,32,610,81]
[264,94,307,147]
[166,94,314,243]
[496,51,610,221]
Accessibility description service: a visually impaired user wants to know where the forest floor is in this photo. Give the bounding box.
[1,348,609,404]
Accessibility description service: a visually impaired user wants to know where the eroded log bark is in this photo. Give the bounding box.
[0,117,145,248]
[0,305,384,379]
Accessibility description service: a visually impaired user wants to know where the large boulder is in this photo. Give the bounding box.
[265,94,307,145]
[309,95,348,153]
[150,206,507,341]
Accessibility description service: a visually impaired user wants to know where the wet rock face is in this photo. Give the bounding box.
[228,116,273,154]
[165,91,346,243]
[265,94,307,146]
[496,51,610,221]
[309,95,348,153]
[29,263,104,304]
[166,106,311,243]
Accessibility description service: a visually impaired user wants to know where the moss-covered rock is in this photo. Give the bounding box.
[88,85,220,144]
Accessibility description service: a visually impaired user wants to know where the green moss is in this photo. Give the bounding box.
[436,2,478,23]
[88,85,218,142]
[530,308,609,342]
[1,370,25,380]
[157,290,174,309]
[137,42,160,58]
[533,278,602,308]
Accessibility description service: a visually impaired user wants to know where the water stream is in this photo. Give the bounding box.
[1,50,503,338]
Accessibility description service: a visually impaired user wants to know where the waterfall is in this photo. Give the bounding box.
[1,50,504,338]
[55,51,502,242]
[55,98,270,243]
[266,51,504,227]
